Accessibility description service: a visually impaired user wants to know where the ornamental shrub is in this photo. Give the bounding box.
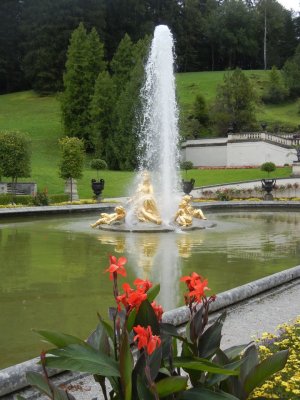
[48,194,69,204]
[261,162,276,177]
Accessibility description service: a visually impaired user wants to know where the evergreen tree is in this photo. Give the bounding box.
[89,71,116,159]
[213,68,258,136]
[111,34,135,93]
[262,66,288,103]
[61,23,106,151]
[107,36,150,170]
[0,0,24,93]
[20,0,106,94]
[282,44,300,98]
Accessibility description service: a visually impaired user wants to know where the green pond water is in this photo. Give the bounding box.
[1,210,300,369]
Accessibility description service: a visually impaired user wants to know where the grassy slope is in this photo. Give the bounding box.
[176,70,300,127]
[0,71,296,198]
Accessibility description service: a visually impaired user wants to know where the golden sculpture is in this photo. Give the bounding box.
[183,195,206,220]
[174,195,206,227]
[90,205,126,228]
[130,171,162,225]
[174,199,193,227]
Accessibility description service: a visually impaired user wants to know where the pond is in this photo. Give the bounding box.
[1,210,300,369]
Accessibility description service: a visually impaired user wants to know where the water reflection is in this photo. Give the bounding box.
[0,211,300,368]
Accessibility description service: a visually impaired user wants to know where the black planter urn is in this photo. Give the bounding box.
[261,178,276,200]
[182,178,195,195]
[91,179,105,201]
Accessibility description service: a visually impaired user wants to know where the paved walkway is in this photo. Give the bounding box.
[5,279,300,400]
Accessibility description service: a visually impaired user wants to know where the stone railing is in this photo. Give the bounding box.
[228,132,300,148]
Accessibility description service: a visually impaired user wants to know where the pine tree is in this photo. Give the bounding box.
[111,34,135,94]
[107,36,150,170]
[213,68,258,136]
[89,71,116,159]
[61,23,106,151]
[262,66,288,104]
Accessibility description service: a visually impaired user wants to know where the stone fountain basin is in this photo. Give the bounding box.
[98,218,216,232]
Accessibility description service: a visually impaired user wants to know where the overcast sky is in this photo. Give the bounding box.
[277,0,299,12]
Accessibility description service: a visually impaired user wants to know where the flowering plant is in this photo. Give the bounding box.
[25,255,288,400]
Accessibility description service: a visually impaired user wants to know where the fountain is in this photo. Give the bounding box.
[91,25,210,231]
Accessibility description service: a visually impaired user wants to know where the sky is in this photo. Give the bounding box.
[277,0,299,13]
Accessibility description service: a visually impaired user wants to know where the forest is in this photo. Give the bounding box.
[1,0,299,94]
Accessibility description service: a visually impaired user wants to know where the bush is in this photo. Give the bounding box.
[0,194,33,205]
[32,192,49,206]
[90,158,107,171]
[48,194,69,204]
[180,160,194,171]
[261,162,276,176]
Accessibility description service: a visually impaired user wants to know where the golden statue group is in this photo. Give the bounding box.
[90,171,206,229]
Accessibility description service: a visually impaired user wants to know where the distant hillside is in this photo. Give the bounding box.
[176,70,300,131]
[0,70,298,195]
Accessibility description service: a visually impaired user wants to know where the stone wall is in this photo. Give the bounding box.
[181,132,298,167]
[0,182,37,196]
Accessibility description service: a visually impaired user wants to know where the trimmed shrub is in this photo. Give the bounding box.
[0,194,33,205]
[48,194,69,204]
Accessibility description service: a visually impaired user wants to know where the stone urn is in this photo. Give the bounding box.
[91,179,105,201]
[261,178,276,200]
[182,178,195,195]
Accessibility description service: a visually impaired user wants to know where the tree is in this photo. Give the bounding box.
[58,137,85,201]
[282,44,300,98]
[213,68,258,136]
[20,0,106,94]
[110,34,135,93]
[61,23,106,151]
[0,0,24,93]
[255,0,292,69]
[90,158,107,179]
[0,131,31,196]
[261,161,276,177]
[89,71,116,159]
[107,35,150,170]
[262,66,288,103]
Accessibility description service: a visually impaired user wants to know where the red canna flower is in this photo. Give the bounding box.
[133,325,161,355]
[105,255,127,280]
[134,278,153,292]
[180,272,203,291]
[116,283,147,313]
[181,272,210,305]
[188,278,210,303]
[151,301,164,322]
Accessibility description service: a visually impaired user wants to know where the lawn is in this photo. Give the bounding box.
[0,72,297,198]
[176,70,300,129]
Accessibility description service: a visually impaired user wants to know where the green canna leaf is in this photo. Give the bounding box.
[35,329,87,348]
[179,387,240,399]
[244,349,289,395]
[155,376,188,398]
[45,344,120,376]
[26,371,76,400]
